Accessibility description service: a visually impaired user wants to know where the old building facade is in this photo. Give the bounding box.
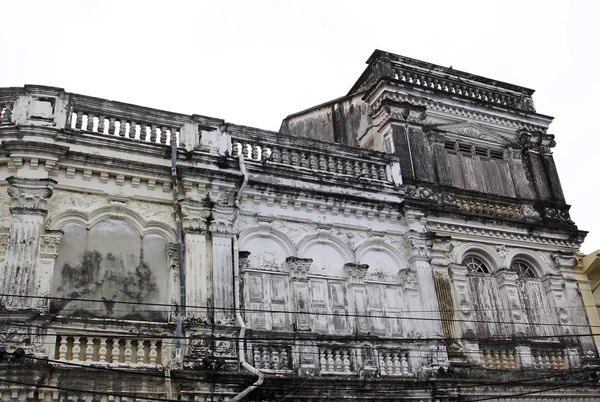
[0,51,597,401]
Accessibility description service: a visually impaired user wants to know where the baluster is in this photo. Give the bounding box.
[137,341,146,364]
[499,349,507,368]
[99,338,107,363]
[270,147,281,163]
[281,148,290,164]
[290,150,299,166]
[342,350,351,373]
[85,338,94,362]
[309,153,318,170]
[118,119,127,137]
[140,123,149,141]
[543,351,551,369]
[75,111,84,130]
[508,350,517,369]
[1,104,12,123]
[124,340,133,363]
[97,116,105,134]
[271,349,279,370]
[110,339,120,363]
[392,352,402,376]
[493,349,501,368]
[385,352,393,375]
[370,164,378,179]
[159,127,167,144]
[85,113,94,131]
[326,156,335,172]
[318,154,327,170]
[326,349,334,372]
[300,152,309,168]
[555,351,564,369]
[261,348,270,370]
[58,336,68,361]
[336,158,344,174]
[280,349,288,370]
[72,337,82,362]
[483,348,492,368]
[254,348,262,367]
[319,348,327,372]
[353,161,361,176]
[149,124,158,143]
[334,350,342,372]
[549,352,557,369]
[128,121,137,139]
[149,341,158,365]
[342,160,351,175]
[252,144,261,161]
[401,353,409,375]
[378,353,387,376]
[378,166,387,181]
[107,117,116,135]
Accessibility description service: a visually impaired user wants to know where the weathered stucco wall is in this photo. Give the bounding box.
[51,219,169,321]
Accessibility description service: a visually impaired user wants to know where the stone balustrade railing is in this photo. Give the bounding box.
[378,351,411,376]
[252,345,292,371]
[480,347,520,369]
[319,347,353,374]
[531,348,568,370]
[232,139,391,183]
[55,335,162,366]
[68,109,180,146]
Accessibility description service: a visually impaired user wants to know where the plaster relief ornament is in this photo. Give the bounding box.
[7,177,56,213]
[398,269,418,291]
[287,256,313,279]
[344,263,369,284]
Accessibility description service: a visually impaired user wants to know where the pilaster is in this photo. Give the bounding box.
[36,231,63,310]
[210,206,236,325]
[494,268,527,336]
[287,257,313,331]
[2,177,56,310]
[344,262,369,333]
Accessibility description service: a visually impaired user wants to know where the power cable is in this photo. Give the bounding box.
[468,379,597,401]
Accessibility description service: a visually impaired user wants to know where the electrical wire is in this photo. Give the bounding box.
[1,293,597,329]
[468,379,597,401]
[2,352,598,396]
[1,321,597,345]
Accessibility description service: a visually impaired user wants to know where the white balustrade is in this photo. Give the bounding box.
[378,351,411,376]
[252,345,291,371]
[55,335,162,366]
[319,347,353,374]
[532,349,567,370]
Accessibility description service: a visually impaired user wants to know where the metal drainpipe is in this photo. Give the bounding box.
[166,135,186,398]
[231,153,264,402]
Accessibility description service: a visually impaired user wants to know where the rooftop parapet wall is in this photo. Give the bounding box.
[349,50,539,114]
[0,85,401,188]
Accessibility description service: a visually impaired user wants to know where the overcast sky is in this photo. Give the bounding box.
[2,1,598,253]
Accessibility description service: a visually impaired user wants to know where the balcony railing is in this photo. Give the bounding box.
[55,335,162,367]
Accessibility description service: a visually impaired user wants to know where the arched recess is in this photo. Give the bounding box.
[48,207,173,321]
[46,205,176,243]
[238,224,296,272]
[356,238,407,281]
[506,249,548,278]
[297,231,354,277]
[453,242,501,272]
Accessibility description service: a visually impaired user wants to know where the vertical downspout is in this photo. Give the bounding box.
[231,153,264,402]
[166,134,186,399]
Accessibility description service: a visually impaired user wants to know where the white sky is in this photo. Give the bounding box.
[2,1,598,253]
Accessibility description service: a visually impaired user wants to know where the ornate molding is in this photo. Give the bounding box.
[210,206,236,234]
[404,231,432,261]
[344,263,369,284]
[287,257,313,279]
[180,200,211,231]
[39,231,63,259]
[398,268,418,291]
[6,177,57,214]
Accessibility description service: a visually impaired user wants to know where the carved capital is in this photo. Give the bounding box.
[344,263,369,284]
[494,268,518,288]
[519,131,555,155]
[239,251,252,272]
[404,231,432,261]
[180,200,211,231]
[209,206,236,234]
[287,256,313,279]
[398,268,418,291]
[167,242,180,269]
[552,251,576,270]
[6,177,57,214]
[495,244,509,269]
[430,235,454,268]
[39,231,63,259]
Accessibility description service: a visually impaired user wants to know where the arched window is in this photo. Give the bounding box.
[511,260,536,278]
[463,256,489,273]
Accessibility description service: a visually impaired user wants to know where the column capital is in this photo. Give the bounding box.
[180,200,211,231]
[398,268,418,291]
[39,230,63,259]
[287,256,313,279]
[344,263,369,284]
[209,206,236,234]
[6,177,57,215]
[404,231,432,262]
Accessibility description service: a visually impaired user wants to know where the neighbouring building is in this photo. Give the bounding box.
[573,250,600,351]
[0,50,598,401]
